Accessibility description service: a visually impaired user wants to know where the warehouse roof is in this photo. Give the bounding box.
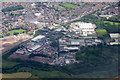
[110,33,120,39]
[32,35,45,41]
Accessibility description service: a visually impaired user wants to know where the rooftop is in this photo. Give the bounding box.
[110,33,120,39]
[30,45,41,51]
[72,22,96,29]
[32,35,45,41]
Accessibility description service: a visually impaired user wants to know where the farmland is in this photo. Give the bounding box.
[17,67,69,78]
[2,59,19,68]
[1,72,32,78]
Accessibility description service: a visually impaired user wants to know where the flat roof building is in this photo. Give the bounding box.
[70,22,96,36]
[110,33,120,39]
[28,44,41,52]
[66,47,79,51]
[32,35,45,42]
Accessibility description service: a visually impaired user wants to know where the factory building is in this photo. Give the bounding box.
[27,45,42,52]
[32,35,45,41]
[70,22,96,36]
[109,33,120,45]
[32,35,45,42]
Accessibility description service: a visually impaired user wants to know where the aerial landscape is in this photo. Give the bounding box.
[0,1,120,79]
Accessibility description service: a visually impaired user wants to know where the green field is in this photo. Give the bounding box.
[61,3,79,8]
[2,59,19,68]
[53,5,66,11]
[18,67,70,78]
[1,72,32,78]
[73,62,118,78]
[7,29,26,35]
[96,29,107,36]
[96,29,109,39]
[6,12,21,15]
[104,21,120,25]
[53,5,61,9]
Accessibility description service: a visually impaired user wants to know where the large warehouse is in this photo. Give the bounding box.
[31,35,45,42]
[70,22,96,36]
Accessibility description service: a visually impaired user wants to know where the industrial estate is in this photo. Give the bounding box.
[1,1,120,78]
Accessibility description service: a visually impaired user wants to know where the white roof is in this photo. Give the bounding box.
[99,15,113,17]
[30,45,41,50]
[67,47,79,50]
[110,33,120,38]
[65,59,70,64]
[32,35,45,41]
[31,3,36,6]
[32,21,40,24]
[110,42,120,45]
[82,29,95,31]
[34,13,41,16]
[77,23,94,29]
[71,42,79,45]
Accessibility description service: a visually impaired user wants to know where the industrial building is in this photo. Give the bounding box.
[109,33,120,45]
[31,35,45,42]
[70,22,96,36]
[27,45,42,52]
[59,37,102,52]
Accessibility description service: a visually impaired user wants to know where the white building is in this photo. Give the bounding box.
[109,33,120,45]
[65,47,79,51]
[32,35,45,42]
[99,15,113,19]
[71,41,80,45]
[28,45,41,52]
[34,13,41,17]
[70,22,96,36]
[110,33,120,39]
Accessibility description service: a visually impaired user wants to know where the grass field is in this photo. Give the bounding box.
[1,72,32,78]
[61,3,79,8]
[104,21,120,25]
[73,62,118,78]
[12,12,21,15]
[74,69,118,78]
[6,12,21,15]
[2,59,19,68]
[7,29,26,35]
[52,5,66,11]
[18,67,70,78]
[96,29,108,36]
